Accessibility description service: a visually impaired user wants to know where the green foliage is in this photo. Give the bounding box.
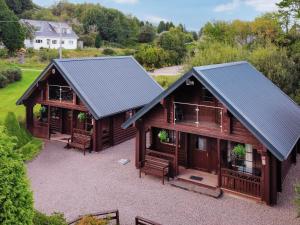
[4,112,31,149]
[0,125,34,225]
[17,138,42,162]
[102,48,116,55]
[157,21,166,33]
[75,216,108,225]
[138,24,156,43]
[157,27,190,64]
[0,48,8,58]
[95,34,102,48]
[0,74,9,88]
[232,144,246,158]
[135,45,169,70]
[158,130,168,142]
[5,0,34,15]
[38,49,59,62]
[295,183,300,217]
[0,0,25,53]
[33,210,67,225]
[154,75,180,89]
[77,112,86,122]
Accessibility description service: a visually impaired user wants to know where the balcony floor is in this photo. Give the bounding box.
[175,120,221,130]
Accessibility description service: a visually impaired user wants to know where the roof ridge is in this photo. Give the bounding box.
[54,56,133,62]
[193,61,248,71]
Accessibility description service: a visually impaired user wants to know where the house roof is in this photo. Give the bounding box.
[17,56,163,119]
[21,19,78,39]
[122,61,300,161]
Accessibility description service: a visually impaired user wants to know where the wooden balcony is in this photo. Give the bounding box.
[221,168,261,198]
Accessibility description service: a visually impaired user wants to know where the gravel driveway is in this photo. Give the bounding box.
[27,139,300,225]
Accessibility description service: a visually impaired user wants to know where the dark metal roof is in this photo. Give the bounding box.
[17,56,163,119]
[123,61,300,161]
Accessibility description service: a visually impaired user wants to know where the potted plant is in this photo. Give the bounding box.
[231,144,246,166]
[77,112,86,122]
[158,130,168,142]
[38,106,47,121]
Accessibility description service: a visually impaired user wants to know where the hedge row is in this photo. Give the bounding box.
[0,67,22,88]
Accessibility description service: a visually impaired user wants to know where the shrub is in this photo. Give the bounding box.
[76,216,108,225]
[0,126,34,225]
[38,49,59,62]
[0,73,9,88]
[0,48,8,58]
[5,67,22,82]
[154,75,180,89]
[33,210,67,225]
[4,112,32,149]
[17,138,42,162]
[102,48,116,55]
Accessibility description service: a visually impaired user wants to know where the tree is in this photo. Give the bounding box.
[5,0,33,15]
[138,24,156,43]
[157,27,190,64]
[95,33,102,48]
[0,0,25,53]
[0,126,34,225]
[157,21,166,33]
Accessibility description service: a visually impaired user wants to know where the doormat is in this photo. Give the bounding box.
[190,175,203,181]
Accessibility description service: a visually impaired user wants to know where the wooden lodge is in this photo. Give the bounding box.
[17,56,163,152]
[123,61,300,205]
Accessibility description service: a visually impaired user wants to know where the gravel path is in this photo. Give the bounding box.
[27,139,300,225]
[149,65,184,76]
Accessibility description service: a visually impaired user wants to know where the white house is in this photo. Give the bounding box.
[21,19,78,50]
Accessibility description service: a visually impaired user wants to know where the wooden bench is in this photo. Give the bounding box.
[139,155,169,184]
[67,129,92,155]
[135,216,162,225]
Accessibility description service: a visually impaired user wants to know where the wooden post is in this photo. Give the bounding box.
[262,148,271,205]
[47,105,51,139]
[25,103,34,133]
[175,130,179,175]
[135,120,145,168]
[217,138,221,187]
[92,118,97,152]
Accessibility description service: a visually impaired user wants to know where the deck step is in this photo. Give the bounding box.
[169,179,222,198]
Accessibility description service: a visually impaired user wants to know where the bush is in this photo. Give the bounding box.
[154,75,180,89]
[295,183,300,217]
[102,48,116,55]
[0,74,9,88]
[38,49,59,62]
[76,216,108,225]
[5,67,22,82]
[17,138,43,162]
[0,126,34,225]
[33,210,67,225]
[4,112,32,149]
[0,48,8,58]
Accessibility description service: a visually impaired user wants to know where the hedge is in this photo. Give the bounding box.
[0,67,22,88]
[17,138,43,162]
[33,210,67,225]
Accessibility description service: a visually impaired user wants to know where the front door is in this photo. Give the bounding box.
[62,109,72,134]
[191,135,209,171]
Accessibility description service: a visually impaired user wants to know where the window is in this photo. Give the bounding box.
[61,40,65,44]
[159,129,177,145]
[35,39,42,43]
[68,40,74,45]
[61,28,67,34]
[202,87,214,102]
[47,39,50,45]
[52,40,57,44]
[195,136,206,151]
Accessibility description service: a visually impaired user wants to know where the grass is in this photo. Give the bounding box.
[153,75,180,89]
[0,70,40,121]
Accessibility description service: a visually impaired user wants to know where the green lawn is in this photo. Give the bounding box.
[0,70,40,122]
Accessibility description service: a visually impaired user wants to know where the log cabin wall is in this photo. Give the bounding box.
[112,112,136,146]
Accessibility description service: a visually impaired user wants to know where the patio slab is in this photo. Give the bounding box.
[27,139,300,225]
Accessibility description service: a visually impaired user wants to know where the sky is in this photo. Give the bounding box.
[32,0,281,31]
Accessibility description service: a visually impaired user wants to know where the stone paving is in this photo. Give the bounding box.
[27,139,300,225]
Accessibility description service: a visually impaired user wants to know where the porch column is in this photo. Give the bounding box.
[135,120,145,168]
[93,119,102,152]
[261,148,271,205]
[217,138,221,187]
[47,105,51,139]
[175,130,179,176]
[25,103,34,134]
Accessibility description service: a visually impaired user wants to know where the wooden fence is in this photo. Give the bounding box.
[221,168,261,197]
[135,216,162,225]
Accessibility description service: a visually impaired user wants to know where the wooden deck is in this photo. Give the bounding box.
[177,167,218,188]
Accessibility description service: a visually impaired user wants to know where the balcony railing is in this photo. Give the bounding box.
[48,85,73,102]
[221,168,261,197]
[173,102,223,131]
